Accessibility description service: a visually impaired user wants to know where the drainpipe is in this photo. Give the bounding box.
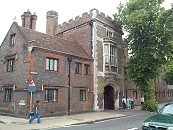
[67,56,72,115]
[26,41,34,116]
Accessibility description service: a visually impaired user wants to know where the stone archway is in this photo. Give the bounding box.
[104,85,114,110]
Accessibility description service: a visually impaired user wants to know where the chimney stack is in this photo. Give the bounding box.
[46,11,58,35]
[21,9,37,30]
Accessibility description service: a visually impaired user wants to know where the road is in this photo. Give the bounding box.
[47,112,154,130]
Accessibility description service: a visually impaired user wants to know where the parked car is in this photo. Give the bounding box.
[142,102,173,130]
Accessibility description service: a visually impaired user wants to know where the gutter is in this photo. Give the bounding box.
[30,45,93,61]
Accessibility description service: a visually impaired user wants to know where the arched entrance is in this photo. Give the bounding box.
[104,85,114,110]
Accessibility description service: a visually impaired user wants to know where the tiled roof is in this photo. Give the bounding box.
[15,22,91,59]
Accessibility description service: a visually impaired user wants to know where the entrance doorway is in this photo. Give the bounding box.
[104,85,114,110]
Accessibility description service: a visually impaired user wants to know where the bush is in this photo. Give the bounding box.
[142,99,158,112]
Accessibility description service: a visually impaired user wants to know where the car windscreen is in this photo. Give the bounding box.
[160,104,173,115]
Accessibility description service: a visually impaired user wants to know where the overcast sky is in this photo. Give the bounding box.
[0,0,172,43]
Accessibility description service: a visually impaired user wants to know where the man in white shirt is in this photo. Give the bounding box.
[122,96,126,111]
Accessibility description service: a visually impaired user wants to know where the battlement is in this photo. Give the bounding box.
[56,9,116,34]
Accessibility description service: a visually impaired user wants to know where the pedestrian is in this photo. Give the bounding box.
[29,100,41,124]
[141,96,144,105]
[127,97,131,109]
[122,96,126,111]
[130,98,134,109]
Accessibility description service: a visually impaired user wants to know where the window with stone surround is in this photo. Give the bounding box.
[104,44,117,73]
[46,58,58,71]
[75,62,82,74]
[106,30,113,38]
[44,89,57,102]
[7,58,15,72]
[84,64,90,75]
[4,88,12,102]
[10,33,16,46]
[80,89,86,101]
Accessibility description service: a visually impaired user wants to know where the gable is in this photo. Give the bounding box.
[0,22,28,55]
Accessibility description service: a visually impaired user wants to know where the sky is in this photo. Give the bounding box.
[0,0,172,43]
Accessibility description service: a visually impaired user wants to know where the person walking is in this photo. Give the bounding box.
[130,98,134,109]
[29,100,41,124]
[122,96,126,111]
[141,96,144,105]
[127,97,131,109]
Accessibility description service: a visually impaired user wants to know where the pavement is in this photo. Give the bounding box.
[0,104,166,130]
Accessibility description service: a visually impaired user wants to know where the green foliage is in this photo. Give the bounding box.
[142,99,158,112]
[115,0,173,111]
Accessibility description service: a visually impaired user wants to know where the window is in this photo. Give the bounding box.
[46,58,58,71]
[75,62,82,74]
[84,64,90,75]
[104,45,109,65]
[104,44,117,66]
[5,89,12,102]
[7,59,15,72]
[44,89,57,102]
[107,30,113,38]
[80,90,86,101]
[10,34,16,45]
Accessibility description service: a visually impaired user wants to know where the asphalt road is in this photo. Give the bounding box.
[47,112,155,130]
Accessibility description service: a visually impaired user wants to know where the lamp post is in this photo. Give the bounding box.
[67,56,72,115]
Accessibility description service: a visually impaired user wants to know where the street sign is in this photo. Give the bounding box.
[28,80,36,93]
[28,86,36,92]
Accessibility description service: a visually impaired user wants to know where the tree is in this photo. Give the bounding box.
[115,0,173,111]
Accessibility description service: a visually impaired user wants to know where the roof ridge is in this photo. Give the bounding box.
[18,25,91,59]
[19,25,91,58]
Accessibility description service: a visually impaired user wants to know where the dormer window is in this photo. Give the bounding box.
[10,34,16,45]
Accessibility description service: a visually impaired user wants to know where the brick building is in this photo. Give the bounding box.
[55,9,124,111]
[0,8,172,118]
[0,9,124,117]
[0,10,94,117]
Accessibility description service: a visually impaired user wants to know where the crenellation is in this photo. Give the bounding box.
[68,19,75,28]
[62,22,69,31]
[100,12,106,17]
[106,16,112,22]
[62,22,68,26]
[68,19,74,24]
[82,12,89,19]
[56,8,117,34]
[75,16,80,21]
[96,12,106,22]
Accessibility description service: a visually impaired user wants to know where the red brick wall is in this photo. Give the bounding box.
[59,23,92,56]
